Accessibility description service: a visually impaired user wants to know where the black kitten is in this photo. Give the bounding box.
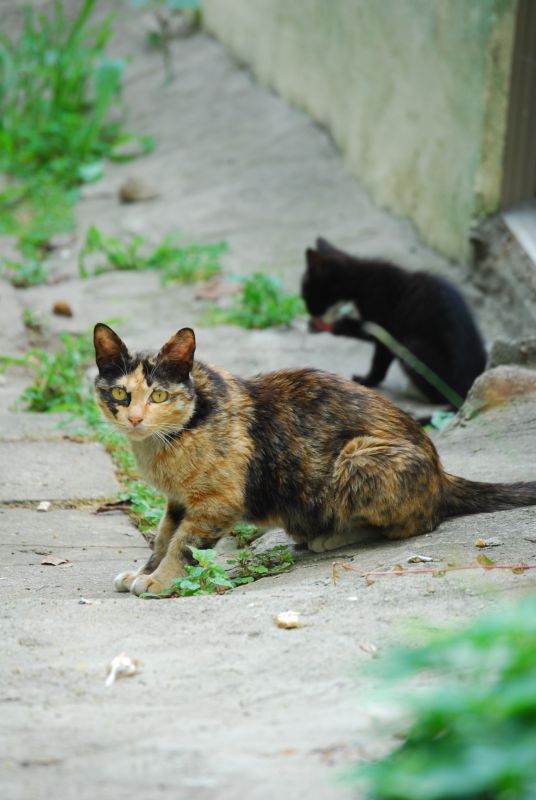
[301,238,486,405]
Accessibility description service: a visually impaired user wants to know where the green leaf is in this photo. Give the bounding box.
[476,553,495,568]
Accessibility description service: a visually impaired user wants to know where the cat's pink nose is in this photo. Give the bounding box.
[129,415,143,427]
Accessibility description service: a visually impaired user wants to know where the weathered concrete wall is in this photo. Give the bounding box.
[203,0,517,262]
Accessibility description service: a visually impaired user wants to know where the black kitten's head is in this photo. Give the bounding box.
[93,323,197,442]
[301,238,347,318]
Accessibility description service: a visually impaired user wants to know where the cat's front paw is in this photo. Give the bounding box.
[113,570,138,593]
[130,564,184,597]
[129,574,163,596]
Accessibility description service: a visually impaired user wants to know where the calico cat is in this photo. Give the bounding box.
[94,322,536,597]
[302,238,487,405]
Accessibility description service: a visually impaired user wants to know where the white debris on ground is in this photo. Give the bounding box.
[105,653,143,687]
[273,611,304,629]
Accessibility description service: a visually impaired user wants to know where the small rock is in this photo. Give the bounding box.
[475,537,502,548]
[488,337,536,370]
[460,366,536,420]
[118,176,159,204]
[105,652,143,687]
[407,554,434,563]
[273,611,304,629]
[37,501,51,512]
[52,300,73,317]
[359,642,378,655]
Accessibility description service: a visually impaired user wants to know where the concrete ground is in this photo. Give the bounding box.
[1,7,536,800]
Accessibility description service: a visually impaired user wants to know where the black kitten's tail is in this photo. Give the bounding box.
[441,474,536,517]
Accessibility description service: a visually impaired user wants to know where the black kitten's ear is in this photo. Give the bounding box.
[158,328,196,376]
[316,237,347,257]
[316,237,338,253]
[306,247,323,271]
[94,323,129,374]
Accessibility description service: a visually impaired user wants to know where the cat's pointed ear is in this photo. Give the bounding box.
[306,247,323,272]
[158,328,196,377]
[94,323,129,374]
[316,237,339,254]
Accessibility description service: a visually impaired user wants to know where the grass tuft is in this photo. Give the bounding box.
[204,272,305,329]
[79,226,227,284]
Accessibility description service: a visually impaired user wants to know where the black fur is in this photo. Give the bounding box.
[302,238,487,405]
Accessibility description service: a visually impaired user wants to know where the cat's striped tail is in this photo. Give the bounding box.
[441,473,536,518]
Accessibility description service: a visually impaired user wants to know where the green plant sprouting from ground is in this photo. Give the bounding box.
[147,540,296,598]
[0,0,153,259]
[204,272,305,329]
[17,331,95,412]
[354,594,536,800]
[79,226,227,285]
[121,481,166,532]
[227,544,295,581]
[0,0,152,188]
[143,546,252,599]
[231,522,262,548]
[2,256,50,287]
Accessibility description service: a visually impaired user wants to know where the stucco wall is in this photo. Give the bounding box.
[203,0,517,261]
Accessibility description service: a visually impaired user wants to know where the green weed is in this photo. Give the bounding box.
[22,307,44,334]
[17,330,95,413]
[143,546,250,599]
[231,522,262,547]
[354,594,536,800]
[79,225,227,284]
[0,0,152,189]
[120,481,166,532]
[2,256,49,287]
[204,272,305,329]
[227,543,295,581]
[0,0,153,259]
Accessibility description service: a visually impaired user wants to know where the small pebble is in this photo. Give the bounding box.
[407,554,433,563]
[37,501,51,512]
[273,611,304,629]
[118,176,159,203]
[475,537,502,548]
[52,300,73,317]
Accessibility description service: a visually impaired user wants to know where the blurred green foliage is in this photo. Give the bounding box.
[79,226,227,284]
[0,0,153,264]
[205,272,305,329]
[0,0,152,188]
[355,594,536,800]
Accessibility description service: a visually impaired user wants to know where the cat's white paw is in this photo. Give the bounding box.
[113,570,137,592]
[130,575,153,596]
[130,565,184,596]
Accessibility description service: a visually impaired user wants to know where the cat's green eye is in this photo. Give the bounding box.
[111,386,128,401]
[151,389,169,403]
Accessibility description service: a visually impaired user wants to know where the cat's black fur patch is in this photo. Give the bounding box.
[302,238,486,405]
